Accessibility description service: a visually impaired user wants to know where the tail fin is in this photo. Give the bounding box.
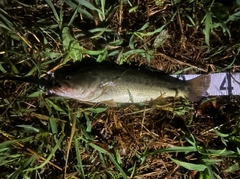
[187,75,211,102]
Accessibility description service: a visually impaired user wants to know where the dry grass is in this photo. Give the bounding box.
[0,0,240,178]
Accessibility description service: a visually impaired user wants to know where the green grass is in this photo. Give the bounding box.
[0,0,240,178]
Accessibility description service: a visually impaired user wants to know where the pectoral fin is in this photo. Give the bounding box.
[101,100,117,107]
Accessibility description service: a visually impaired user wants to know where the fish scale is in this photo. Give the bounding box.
[49,64,210,105]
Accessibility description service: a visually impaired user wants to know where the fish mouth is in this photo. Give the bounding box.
[49,86,65,94]
[52,72,72,88]
[48,75,72,95]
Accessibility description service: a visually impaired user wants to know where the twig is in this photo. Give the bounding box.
[118,0,123,33]
[64,108,78,179]
[157,53,208,72]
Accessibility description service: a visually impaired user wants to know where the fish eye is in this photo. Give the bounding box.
[66,76,71,80]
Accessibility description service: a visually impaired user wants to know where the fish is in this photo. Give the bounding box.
[49,63,211,105]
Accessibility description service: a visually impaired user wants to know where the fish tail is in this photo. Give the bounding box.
[187,75,211,102]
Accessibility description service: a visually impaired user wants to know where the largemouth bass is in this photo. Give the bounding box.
[49,64,210,105]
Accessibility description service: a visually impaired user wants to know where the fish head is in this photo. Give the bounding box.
[48,73,79,98]
[48,72,101,101]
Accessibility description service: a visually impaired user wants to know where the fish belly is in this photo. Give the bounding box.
[90,81,186,103]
